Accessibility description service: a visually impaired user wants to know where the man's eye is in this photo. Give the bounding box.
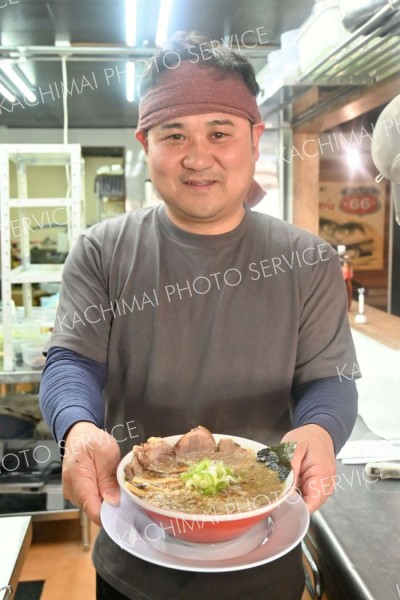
[212,131,228,139]
[166,133,184,141]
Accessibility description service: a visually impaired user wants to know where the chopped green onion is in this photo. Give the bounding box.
[180,459,239,495]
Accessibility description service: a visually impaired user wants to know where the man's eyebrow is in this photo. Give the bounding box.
[157,119,236,130]
[206,119,235,126]
[158,122,184,130]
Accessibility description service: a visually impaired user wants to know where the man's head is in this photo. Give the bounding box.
[135,32,265,234]
[138,31,261,117]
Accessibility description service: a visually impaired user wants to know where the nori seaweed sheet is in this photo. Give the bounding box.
[256,442,297,481]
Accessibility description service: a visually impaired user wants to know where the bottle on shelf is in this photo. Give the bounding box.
[337,244,353,311]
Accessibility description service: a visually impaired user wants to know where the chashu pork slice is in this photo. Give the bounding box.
[173,426,217,457]
[217,438,254,457]
[127,437,176,476]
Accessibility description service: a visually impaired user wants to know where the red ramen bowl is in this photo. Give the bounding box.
[117,434,296,544]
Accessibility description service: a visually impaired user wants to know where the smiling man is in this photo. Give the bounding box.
[136,111,264,232]
[135,53,266,234]
[40,32,359,600]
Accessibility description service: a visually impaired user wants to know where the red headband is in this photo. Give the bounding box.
[136,60,265,207]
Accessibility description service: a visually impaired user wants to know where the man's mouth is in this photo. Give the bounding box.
[183,179,217,187]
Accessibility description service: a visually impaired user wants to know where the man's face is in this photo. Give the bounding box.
[136,112,265,234]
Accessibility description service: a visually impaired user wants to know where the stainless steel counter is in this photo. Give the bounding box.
[304,417,400,599]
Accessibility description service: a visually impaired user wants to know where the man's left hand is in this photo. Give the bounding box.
[281,424,336,513]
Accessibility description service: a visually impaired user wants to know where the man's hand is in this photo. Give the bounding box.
[281,424,336,513]
[62,422,121,525]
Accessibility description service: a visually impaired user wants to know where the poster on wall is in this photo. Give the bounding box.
[319,181,386,270]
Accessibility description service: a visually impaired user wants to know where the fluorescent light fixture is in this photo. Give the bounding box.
[0,61,37,103]
[126,61,135,102]
[0,81,16,103]
[125,0,137,46]
[55,39,71,48]
[155,0,173,47]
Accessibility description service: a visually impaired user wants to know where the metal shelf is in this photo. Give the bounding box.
[0,363,43,384]
[259,0,400,123]
[298,0,400,87]
[0,143,83,372]
[6,144,81,166]
[8,198,75,208]
[10,264,64,284]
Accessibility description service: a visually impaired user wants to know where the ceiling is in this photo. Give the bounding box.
[0,0,315,129]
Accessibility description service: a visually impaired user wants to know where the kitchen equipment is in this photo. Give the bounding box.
[340,0,398,32]
[364,461,400,478]
[371,94,400,225]
[0,414,36,439]
[355,287,368,323]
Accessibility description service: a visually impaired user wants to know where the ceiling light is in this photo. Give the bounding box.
[0,82,16,103]
[155,0,173,47]
[55,39,71,48]
[126,61,135,102]
[125,0,137,47]
[0,61,37,103]
[345,148,362,171]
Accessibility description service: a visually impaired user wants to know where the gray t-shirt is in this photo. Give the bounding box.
[51,204,356,448]
[49,204,357,598]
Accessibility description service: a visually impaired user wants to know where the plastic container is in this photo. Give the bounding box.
[281,29,300,49]
[297,0,351,73]
[21,341,47,368]
[266,50,284,91]
[280,29,300,79]
[268,49,283,72]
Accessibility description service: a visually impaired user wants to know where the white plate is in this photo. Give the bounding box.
[100,492,309,573]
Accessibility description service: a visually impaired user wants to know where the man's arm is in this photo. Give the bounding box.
[282,376,358,513]
[40,346,106,443]
[292,376,358,454]
[39,347,120,525]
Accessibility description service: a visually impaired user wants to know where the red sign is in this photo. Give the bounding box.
[340,193,380,215]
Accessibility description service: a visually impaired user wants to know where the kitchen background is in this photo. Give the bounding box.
[0,1,400,599]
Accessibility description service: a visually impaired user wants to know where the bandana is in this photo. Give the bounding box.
[136,60,266,207]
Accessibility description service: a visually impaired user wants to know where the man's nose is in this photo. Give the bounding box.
[182,139,214,170]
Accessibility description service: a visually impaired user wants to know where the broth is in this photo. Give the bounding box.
[125,450,286,515]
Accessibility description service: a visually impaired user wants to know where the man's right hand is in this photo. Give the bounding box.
[62,422,121,526]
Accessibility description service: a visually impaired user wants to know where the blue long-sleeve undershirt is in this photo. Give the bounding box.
[39,346,106,444]
[39,347,358,453]
[292,376,358,454]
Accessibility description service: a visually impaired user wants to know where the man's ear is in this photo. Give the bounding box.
[135,130,148,152]
[252,122,265,161]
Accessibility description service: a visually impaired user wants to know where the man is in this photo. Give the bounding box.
[40,33,358,600]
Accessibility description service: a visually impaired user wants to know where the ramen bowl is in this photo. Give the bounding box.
[117,434,295,544]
